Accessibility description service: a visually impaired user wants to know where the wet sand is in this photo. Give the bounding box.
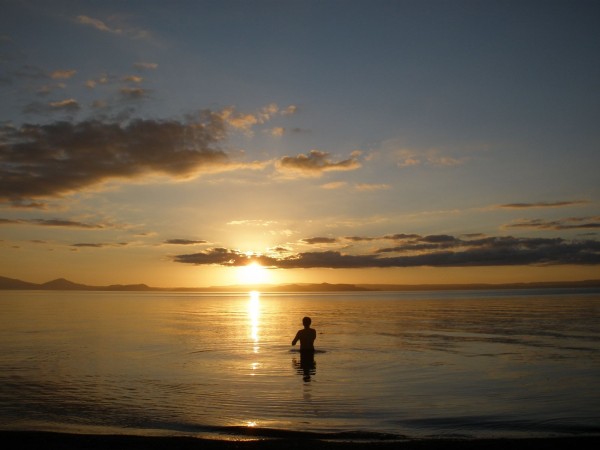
[2,431,599,450]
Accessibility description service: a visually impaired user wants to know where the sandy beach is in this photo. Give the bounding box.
[3,431,600,450]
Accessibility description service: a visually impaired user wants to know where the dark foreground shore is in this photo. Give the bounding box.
[3,431,600,450]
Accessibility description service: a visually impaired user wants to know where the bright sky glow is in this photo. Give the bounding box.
[238,263,271,286]
[0,0,599,287]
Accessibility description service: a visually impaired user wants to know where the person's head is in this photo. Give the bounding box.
[302,316,312,327]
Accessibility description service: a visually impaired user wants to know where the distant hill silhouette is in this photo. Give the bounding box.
[40,278,90,290]
[0,276,38,290]
[1,275,600,292]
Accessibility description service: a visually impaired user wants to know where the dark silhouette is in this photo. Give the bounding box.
[293,352,316,382]
[292,316,316,351]
[292,316,317,381]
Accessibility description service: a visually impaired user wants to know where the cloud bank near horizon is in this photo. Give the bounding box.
[173,233,600,269]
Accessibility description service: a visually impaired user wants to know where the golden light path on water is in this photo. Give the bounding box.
[246,290,261,428]
[248,290,261,354]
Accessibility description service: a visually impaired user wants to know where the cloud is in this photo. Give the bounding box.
[218,104,298,135]
[0,218,107,228]
[0,112,232,203]
[227,219,277,227]
[394,148,466,168]
[76,15,115,33]
[355,183,391,192]
[5,200,47,209]
[120,87,150,100]
[49,98,80,111]
[219,107,258,132]
[266,127,285,137]
[75,15,150,40]
[344,236,377,242]
[498,200,589,209]
[173,235,600,268]
[173,247,252,266]
[85,73,113,89]
[504,217,600,231]
[122,75,143,83]
[50,70,76,80]
[23,98,81,115]
[302,237,338,244]
[276,150,361,177]
[164,239,207,245]
[320,181,347,190]
[384,233,422,240]
[134,62,158,71]
[72,242,128,248]
[281,105,298,115]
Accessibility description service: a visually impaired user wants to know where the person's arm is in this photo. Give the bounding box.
[292,331,300,346]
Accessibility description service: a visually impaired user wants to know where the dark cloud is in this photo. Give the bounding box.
[0,218,107,228]
[384,233,421,240]
[30,218,104,228]
[276,150,360,176]
[173,248,253,266]
[8,200,47,209]
[302,237,337,244]
[505,217,600,230]
[164,239,207,245]
[498,201,589,209]
[0,113,229,203]
[344,236,377,242]
[72,242,128,248]
[173,236,600,268]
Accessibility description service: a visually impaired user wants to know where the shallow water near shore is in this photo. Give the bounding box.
[0,289,599,440]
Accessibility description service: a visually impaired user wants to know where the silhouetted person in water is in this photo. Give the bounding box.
[292,317,316,381]
[292,316,316,351]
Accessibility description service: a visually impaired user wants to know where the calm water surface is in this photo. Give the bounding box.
[0,289,599,439]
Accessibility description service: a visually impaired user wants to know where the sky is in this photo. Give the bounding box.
[1,0,599,288]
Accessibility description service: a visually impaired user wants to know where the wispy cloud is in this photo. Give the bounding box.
[276,150,361,177]
[301,237,338,244]
[23,98,80,115]
[163,239,207,245]
[504,217,600,231]
[72,242,128,248]
[218,103,297,135]
[355,183,391,192]
[75,15,151,40]
[394,147,466,168]
[320,181,348,190]
[120,87,150,100]
[227,219,278,227]
[0,218,108,229]
[122,75,143,83]
[497,200,589,209]
[50,69,76,80]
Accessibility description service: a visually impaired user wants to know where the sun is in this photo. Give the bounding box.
[237,261,270,285]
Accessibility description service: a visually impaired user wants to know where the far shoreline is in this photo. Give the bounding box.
[2,431,600,450]
[1,275,600,293]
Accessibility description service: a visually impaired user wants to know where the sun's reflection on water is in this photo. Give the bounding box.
[248,291,260,354]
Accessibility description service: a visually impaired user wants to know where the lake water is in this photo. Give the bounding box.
[0,289,599,440]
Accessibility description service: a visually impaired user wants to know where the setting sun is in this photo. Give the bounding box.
[237,262,270,285]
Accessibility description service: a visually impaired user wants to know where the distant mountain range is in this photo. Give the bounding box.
[1,275,600,292]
